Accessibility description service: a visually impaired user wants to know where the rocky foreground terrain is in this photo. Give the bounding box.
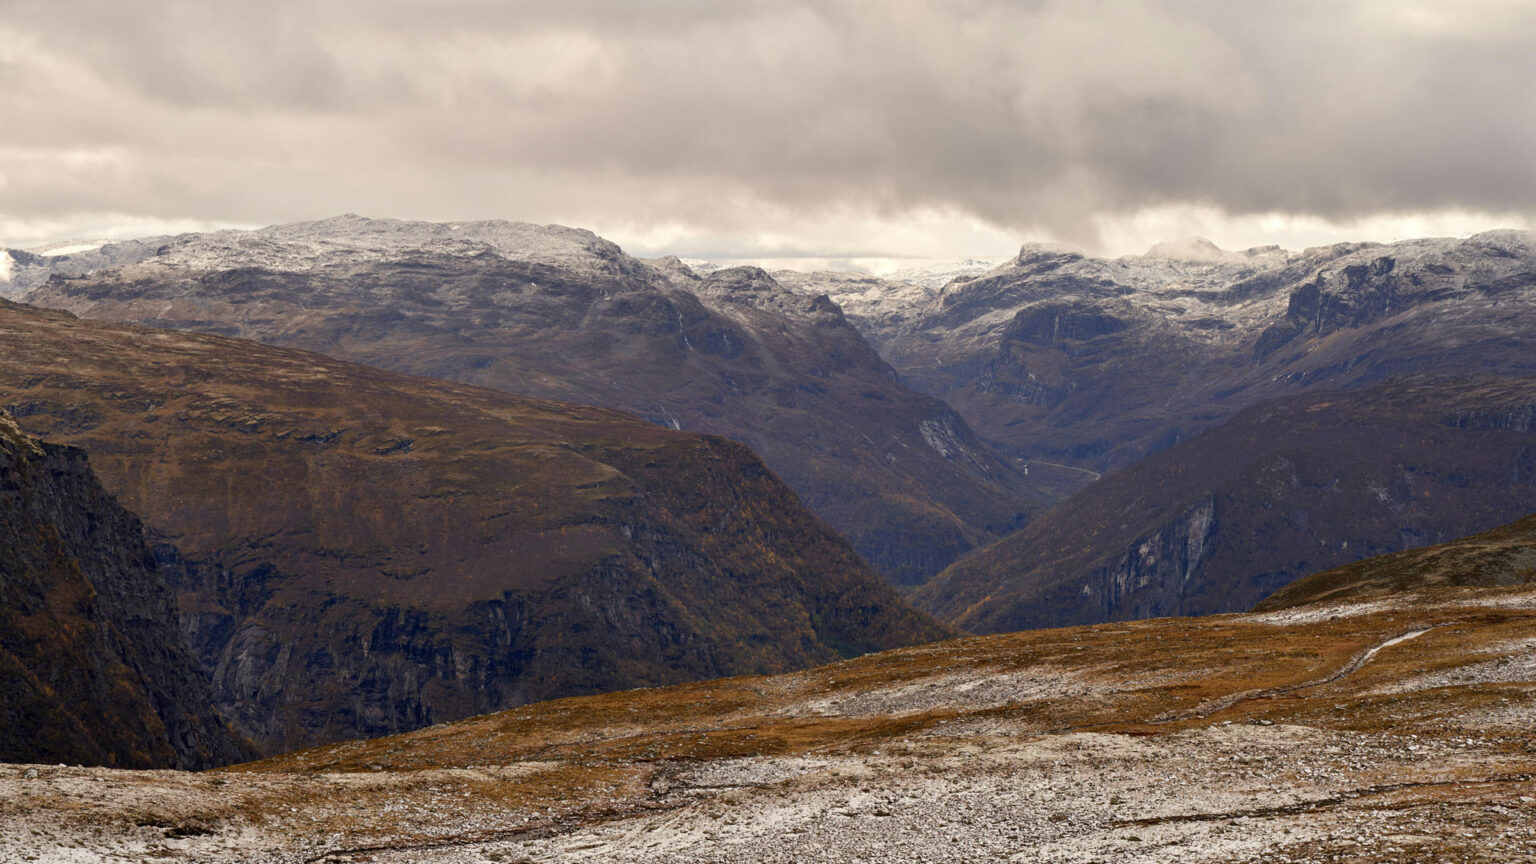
[4,582,1533,863]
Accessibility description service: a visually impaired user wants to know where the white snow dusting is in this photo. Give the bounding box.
[35,241,110,257]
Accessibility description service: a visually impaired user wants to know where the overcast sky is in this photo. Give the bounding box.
[2,0,1533,263]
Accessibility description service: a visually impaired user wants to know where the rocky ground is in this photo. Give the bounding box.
[4,585,1535,863]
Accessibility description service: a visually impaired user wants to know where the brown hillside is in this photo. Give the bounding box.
[0,299,948,755]
[26,217,1053,586]
[916,375,1536,633]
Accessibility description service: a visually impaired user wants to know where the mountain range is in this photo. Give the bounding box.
[7,217,1536,765]
[771,231,1536,630]
[17,217,1053,587]
[844,230,1536,472]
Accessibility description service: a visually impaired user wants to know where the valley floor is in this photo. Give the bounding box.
[5,587,1536,863]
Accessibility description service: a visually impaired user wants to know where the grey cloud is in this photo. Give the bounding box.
[2,0,1533,248]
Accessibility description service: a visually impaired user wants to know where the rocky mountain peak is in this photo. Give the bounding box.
[694,266,862,329]
[642,255,703,286]
[694,266,793,308]
[699,264,779,293]
[1466,228,1536,256]
[1013,242,1084,268]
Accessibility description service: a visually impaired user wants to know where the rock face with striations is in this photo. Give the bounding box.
[0,299,949,755]
[0,411,249,768]
[21,216,1052,587]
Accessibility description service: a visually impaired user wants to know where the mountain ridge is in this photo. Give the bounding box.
[851,229,1536,471]
[1257,509,1536,610]
[0,297,948,754]
[23,216,1054,586]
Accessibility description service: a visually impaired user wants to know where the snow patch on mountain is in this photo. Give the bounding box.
[767,269,939,344]
[0,251,12,284]
[679,258,728,276]
[33,240,111,257]
[6,215,676,302]
[139,215,650,280]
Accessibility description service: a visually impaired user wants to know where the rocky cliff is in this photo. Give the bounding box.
[0,411,249,768]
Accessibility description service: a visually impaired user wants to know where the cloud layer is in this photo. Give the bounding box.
[2,0,1533,256]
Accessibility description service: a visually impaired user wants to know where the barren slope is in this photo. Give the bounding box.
[0,413,249,769]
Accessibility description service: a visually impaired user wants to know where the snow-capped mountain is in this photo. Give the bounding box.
[22,215,1056,588]
[864,230,1536,468]
[0,216,655,300]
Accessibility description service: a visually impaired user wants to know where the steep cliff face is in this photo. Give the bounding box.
[1091,496,1219,621]
[918,375,1536,633]
[0,412,248,768]
[25,217,1053,587]
[0,299,948,755]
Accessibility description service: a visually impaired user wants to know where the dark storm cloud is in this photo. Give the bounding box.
[1,0,1532,249]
